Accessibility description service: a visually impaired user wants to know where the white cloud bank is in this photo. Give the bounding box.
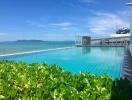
[88,11,130,36]
[0,33,8,41]
[51,22,72,27]
[0,33,8,36]
[27,21,46,28]
[51,22,73,30]
[79,0,93,3]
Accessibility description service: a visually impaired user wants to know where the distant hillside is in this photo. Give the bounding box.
[17,40,44,42]
[0,40,75,43]
[16,40,74,43]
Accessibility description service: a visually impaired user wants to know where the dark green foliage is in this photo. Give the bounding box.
[111,78,132,100]
[116,28,130,34]
[0,60,132,100]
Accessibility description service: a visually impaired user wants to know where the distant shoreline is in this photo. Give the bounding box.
[0,40,75,43]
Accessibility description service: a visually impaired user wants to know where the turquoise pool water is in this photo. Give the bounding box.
[0,46,124,79]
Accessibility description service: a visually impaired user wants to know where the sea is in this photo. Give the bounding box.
[0,40,75,55]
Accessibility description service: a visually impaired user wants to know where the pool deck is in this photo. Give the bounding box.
[121,47,132,80]
[0,46,74,57]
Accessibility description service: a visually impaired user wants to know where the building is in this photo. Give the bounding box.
[91,34,130,46]
[75,36,91,46]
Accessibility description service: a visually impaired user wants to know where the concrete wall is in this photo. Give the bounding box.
[82,36,91,45]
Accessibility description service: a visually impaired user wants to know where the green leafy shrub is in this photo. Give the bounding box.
[0,60,132,100]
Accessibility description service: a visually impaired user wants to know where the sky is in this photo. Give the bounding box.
[0,0,131,41]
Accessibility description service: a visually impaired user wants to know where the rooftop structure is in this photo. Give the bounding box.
[75,36,91,46]
[110,33,130,37]
[75,34,130,46]
[91,33,130,46]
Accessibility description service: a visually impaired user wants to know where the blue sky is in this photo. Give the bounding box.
[0,0,131,41]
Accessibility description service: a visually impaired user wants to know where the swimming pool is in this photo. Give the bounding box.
[0,46,124,79]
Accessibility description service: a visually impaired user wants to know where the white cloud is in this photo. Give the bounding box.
[12,33,75,41]
[79,0,93,3]
[88,11,129,36]
[0,33,8,36]
[117,10,130,16]
[27,21,74,30]
[36,33,75,41]
[27,21,45,28]
[61,27,70,30]
[51,22,72,27]
[51,22,73,30]
[0,33,8,41]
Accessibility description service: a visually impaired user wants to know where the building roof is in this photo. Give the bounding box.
[92,35,130,40]
[110,34,130,37]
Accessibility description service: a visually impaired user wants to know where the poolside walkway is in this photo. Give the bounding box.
[121,47,132,80]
